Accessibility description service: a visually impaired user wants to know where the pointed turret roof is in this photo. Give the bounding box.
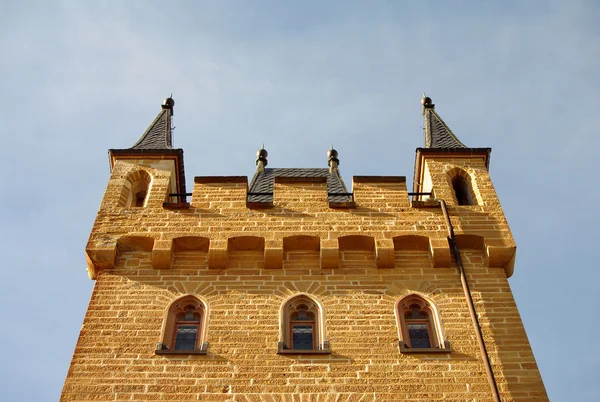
[108,96,186,196]
[421,96,466,148]
[129,98,174,150]
[413,95,491,195]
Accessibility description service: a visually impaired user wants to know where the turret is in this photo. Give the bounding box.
[105,96,186,208]
[413,94,515,275]
[414,94,491,206]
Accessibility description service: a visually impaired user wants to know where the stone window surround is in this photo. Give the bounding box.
[155,294,209,355]
[395,293,451,354]
[277,293,331,355]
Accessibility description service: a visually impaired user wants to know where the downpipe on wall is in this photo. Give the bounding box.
[437,199,502,402]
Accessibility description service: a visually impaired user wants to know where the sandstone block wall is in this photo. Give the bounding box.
[61,157,547,401]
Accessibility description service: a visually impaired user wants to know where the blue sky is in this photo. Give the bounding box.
[1,1,598,401]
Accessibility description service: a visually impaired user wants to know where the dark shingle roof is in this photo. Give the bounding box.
[129,108,172,150]
[424,108,466,148]
[109,102,185,195]
[248,168,351,203]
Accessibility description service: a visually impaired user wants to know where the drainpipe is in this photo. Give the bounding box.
[438,199,502,402]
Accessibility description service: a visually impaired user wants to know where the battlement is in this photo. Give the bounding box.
[86,169,516,279]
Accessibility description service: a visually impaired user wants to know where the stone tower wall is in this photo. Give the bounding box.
[61,157,547,401]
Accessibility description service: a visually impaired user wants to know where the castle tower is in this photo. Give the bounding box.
[62,96,547,401]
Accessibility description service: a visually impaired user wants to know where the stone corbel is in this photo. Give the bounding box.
[376,238,395,268]
[264,239,283,269]
[152,239,173,269]
[320,239,339,269]
[85,246,116,279]
[429,238,452,268]
[85,243,117,279]
[208,240,228,269]
[487,245,517,277]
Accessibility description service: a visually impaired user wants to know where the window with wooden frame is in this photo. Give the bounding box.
[278,295,330,354]
[396,294,450,353]
[156,295,208,355]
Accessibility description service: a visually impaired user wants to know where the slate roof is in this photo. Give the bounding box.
[129,107,173,150]
[109,102,185,195]
[248,168,351,203]
[423,108,466,148]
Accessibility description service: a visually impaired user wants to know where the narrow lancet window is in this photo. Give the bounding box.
[452,175,474,205]
[405,307,432,348]
[290,305,315,350]
[174,308,201,350]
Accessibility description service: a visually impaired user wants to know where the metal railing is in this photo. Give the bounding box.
[166,191,433,204]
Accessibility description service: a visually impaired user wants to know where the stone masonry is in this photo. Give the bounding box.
[61,97,548,401]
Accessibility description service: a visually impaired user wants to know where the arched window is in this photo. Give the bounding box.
[119,170,152,208]
[278,295,330,354]
[452,175,474,206]
[396,294,449,353]
[156,295,208,355]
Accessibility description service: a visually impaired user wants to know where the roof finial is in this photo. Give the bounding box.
[162,94,175,115]
[256,144,268,172]
[127,96,175,150]
[421,93,434,115]
[327,145,339,173]
[421,95,467,149]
